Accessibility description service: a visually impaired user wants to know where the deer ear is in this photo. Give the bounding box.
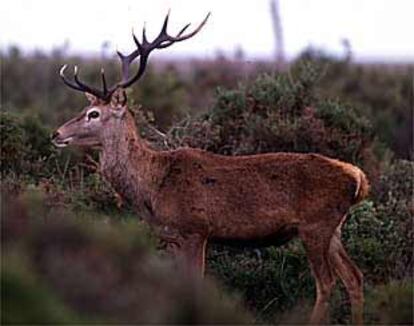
[110,88,127,118]
[84,92,99,104]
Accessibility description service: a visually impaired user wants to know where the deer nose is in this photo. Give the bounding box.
[51,131,60,140]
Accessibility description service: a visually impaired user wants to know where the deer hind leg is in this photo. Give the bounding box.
[330,231,364,325]
[300,229,337,324]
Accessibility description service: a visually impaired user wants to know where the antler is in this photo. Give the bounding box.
[118,11,211,89]
[59,12,210,102]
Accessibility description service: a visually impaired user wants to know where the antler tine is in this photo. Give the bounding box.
[101,68,108,95]
[157,23,191,49]
[59,65,84,92]
[73,66,106,98]
[155,12,210,45]
[117,47,140,82]
[160,9,170,34]
[132,29,143,51]
[142,23,149,45]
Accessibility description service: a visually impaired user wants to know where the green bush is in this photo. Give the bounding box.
[375,160,413,280]
[207,241,313,322]
[1,112,27,176]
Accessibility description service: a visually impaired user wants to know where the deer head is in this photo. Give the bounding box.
[52,12,210,148]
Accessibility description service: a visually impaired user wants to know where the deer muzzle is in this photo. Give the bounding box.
[51,130,73,148]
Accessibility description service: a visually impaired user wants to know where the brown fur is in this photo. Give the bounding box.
[53,94,369,324]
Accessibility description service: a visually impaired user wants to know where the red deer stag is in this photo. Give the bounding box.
[52,12,369,324]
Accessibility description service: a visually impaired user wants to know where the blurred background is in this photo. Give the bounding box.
[1,0,413,325]
[2,0,414,61]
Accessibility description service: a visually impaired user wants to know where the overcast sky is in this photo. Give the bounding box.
[1,0,413,62]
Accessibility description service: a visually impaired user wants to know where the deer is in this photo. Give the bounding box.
[51,12,369,325]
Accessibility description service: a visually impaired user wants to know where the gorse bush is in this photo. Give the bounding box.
[0,112,56,178]
[207,240,313,322]
[374,160,414,280]
[0,112,26,176]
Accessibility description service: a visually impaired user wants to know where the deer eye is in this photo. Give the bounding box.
[87,111,100,120]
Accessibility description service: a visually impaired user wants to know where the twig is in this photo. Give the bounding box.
[147,124,170,149]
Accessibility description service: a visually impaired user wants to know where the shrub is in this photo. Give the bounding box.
[0,112,57,179]
[0,112,28,176]
[374,160,413,280]
[207,241,313,322]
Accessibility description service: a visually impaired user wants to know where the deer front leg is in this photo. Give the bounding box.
[176,233,208,276]
[158,227,208,276]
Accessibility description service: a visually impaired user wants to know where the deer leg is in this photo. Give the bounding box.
[330,232,364,325]
[300,229,337,324]
[177,233,208,276]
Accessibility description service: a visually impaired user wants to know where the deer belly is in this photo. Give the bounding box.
[208,203,295,237]
[210,224,298,248]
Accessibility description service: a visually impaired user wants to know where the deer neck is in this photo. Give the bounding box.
[99,112,160,217]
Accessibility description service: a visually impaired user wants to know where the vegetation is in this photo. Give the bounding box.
[1,45,413,324]
[2,189,250,324]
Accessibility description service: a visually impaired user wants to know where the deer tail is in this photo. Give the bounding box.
[352,167,370,204]
[327,157,370,204]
